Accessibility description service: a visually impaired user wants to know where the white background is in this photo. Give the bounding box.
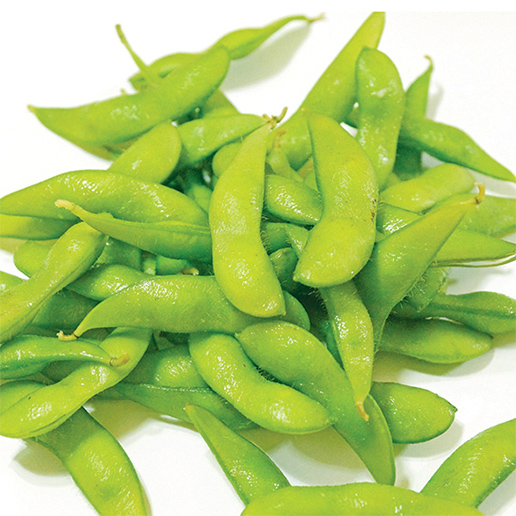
[1,2,515,515]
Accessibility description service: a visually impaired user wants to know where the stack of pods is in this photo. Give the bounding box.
[0,12,515,516]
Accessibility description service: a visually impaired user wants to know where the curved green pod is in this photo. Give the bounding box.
[422,418,516,508]
[0,213,75,240]
[107,121,182,183]
[0,380,148,516]
[189,332,334,434]
[379,318,493,364]
[264,174,323,225]
[56,199,213,263]
[370,382,457,444]
[293,111,378,288]
[0,327,151,439]
[236,321,395,486]
[129,15,318,90]
[355,47,405,189]
[241,482,484,516]
[0,169,209,226]
[381,164,476,213]
[64,275,310,339]
[0,334,114,379]
[275,12,386,170]
[185,403,290,504]
[398,291,516,336]
[210,123,286,317]
[355,193,480,347]
[0,222,107,343]
[29,46,231,147]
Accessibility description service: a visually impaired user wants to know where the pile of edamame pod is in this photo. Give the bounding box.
[1,11,515,516]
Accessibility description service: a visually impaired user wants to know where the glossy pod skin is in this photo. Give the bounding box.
[210,123,286,317]
[241,482,484,516]
[29,46,231,147]
[0,380,148,516]
[56,199,213,262]
[185,403,291,505]
[369,382,456,444]
[129,15,317,90]
[397,291,516,336]
[293,112,378,288]
[0,334,114,379]
[236,321,396,486]
[421,418,516,508]
[275,12,386,170]
[0,328,151,438]
[355,47,405,189]
[63,275,310,339]
[0,222,107,343]
[354,193,481,347]
[379,318,493,364]
[189,332,334,434]
[107,121,182,183]
[14,240,150,301]
[0,213,74,240]
[0,169,209,226]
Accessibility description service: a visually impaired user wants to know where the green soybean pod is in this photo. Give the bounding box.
[55,199,213,263]
[241,482,484,516]
[370,382,457,444]
[185,403,291,505]
[399,291,516,336]
[380,164,476,213]
[355,47,405,189]
[107,121,182,183]
[210,122,286,317]
[189,332,334,434]
[129,15,318,90]
[64,275,310,339]
[0,380,148,516]
[0,327,151,439]
[236,321,395,486]
[0,222,107,343]
[0,169,209,226]
[354,192,481,347]
[293,111,378,288]
[0,334,116,379]
[276,12,386,170]
[422,419,516,508]
[0,213,75,240]
[379,318,493,364]
[29,46,231,147]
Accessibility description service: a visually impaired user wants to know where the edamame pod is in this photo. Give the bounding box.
[210,123,286,317]
[0,213,74,240]
[185,403,290,504]
[63,275,310,339]
[0,222,107,343]
[379,318,493,364]
[241,482,484,515]
[0,380,148,516]
[189,332,334,434]
[56,199,213,262]
[355,47,405,189]
[30,46,231,147]
[293,111,378,287]
[236,321,396,485]
[422,418,516,508]
[0,169,209,226]
[0,328,151,438]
